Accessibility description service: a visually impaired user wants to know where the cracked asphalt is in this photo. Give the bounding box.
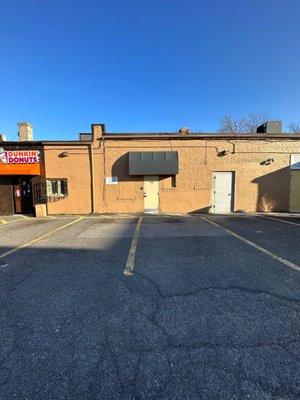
[0,214,299,399]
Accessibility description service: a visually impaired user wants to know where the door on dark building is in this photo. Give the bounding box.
[0,176,14,215]
[13,183,22,213]
[13,177,34,214]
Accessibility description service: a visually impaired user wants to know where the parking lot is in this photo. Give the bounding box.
[0,214,299,399]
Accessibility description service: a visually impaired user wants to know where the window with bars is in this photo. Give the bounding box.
[32,178,68,204]
[46,179,68,197]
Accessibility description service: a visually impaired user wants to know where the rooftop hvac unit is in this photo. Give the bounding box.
[256,121,282,134]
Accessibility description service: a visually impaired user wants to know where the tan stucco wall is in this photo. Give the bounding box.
[44,145,92,214]
[44,136,300,214]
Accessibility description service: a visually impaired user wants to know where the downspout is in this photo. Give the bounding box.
[89,143,95,214]
[42,144,49,216]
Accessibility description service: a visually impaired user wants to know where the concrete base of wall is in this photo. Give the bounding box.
[35,204,47,218]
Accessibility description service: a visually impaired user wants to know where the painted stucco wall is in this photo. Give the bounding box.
[44,135,300,214]
[44,144,92,214]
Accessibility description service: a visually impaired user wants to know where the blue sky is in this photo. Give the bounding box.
[0,0,299,140]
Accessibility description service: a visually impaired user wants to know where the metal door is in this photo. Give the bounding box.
[0,176,14,215]
[13,184,22,213]
[144,175,159,213]
[289,171,300,212]
[212,172,234,213]
[13,178,34,214]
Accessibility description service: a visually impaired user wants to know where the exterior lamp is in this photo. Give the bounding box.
[217,150,229,157]
[59,151,69,158]
[260,158,275,166]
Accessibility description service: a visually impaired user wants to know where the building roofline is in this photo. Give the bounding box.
[101,133,300,140]
[1,134,300,146]
[41,140,92,145]
[0,141,44,146]
[0,140,92,146]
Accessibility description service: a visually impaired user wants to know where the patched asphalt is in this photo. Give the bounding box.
[0,214,299,399]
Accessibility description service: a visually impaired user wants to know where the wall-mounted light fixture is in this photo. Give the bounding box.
[59,151,69,158]
[217,150,229,157]
[260,158,275,166]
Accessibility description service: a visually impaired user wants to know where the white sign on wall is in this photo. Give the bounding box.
[290,154,300,170]
[0,148,40,164]
[105,176,118,185]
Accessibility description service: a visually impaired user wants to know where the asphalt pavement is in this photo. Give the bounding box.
[0,214,299,399]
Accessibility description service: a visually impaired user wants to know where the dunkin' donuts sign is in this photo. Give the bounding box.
[0,148,40,164]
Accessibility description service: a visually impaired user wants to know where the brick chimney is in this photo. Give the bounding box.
[179,127,190,135]
[18,122,33,141]
[91,123,106,140]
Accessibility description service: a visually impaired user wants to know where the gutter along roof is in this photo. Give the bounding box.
[1,134,300,146]
[102,133,300,140]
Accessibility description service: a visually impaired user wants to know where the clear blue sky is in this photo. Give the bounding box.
[0,0,299,140]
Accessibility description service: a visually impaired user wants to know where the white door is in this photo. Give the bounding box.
[144,175,159,213]
[290,171,300,212]
[212,172,234,213]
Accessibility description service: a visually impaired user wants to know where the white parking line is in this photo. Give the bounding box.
[257,215,300,227]
[201,217,300,272]
[123,217,143,276]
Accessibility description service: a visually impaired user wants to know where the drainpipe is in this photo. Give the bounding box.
[89,123,105,214]
[89,143,95,214]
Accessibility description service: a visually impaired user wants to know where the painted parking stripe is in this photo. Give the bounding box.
[201,216,300,272]
[257,215,300,227]
[0,218,26,226]
[0,217,83,260]
[123,217,143,276]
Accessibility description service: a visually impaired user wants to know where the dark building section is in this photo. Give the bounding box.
[0,176,14,215]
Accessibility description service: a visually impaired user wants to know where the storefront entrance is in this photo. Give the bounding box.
[0,176,34,215]
[0,144,44,215]
[13,177,34,214]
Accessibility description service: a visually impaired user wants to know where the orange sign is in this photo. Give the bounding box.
[0,147,43,175]
[0,163,43,175]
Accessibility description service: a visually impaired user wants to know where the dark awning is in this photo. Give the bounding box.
[129,151,178,175]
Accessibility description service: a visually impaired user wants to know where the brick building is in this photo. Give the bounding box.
[0,122,300,215]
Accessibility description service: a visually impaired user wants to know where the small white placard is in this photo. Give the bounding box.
[290,154,300,170]
[105,176,118,185]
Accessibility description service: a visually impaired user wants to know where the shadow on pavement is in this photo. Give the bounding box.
[0,216,299,399]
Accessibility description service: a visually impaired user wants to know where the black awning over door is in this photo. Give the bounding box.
[129,151,178,175]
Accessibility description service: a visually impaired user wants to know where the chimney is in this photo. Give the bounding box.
[18,122,33,141]
[256,121,282,134]
[91,123,106,140]
[179,127,190,135]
